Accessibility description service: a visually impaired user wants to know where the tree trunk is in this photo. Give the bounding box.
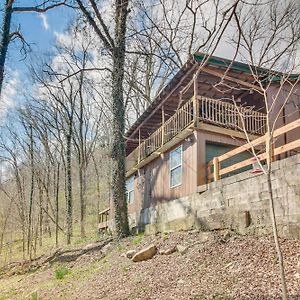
[38,179,43,247]
[0,0,13,96]
[265,133,288,300]
[79,163,87,238]
[92,154,102,224]
[45,166,51,237]
[27,125,35,258]
[55,162,60,247]
[111,0,130,237]
[78,67,86,238]
[66,132,73,244]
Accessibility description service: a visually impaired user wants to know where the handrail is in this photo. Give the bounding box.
[138,98,194,161]
[99,207,110,230]
[197,96,266,135]
[207,118,300,182]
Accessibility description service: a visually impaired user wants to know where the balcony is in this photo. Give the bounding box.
[126,96,266,176]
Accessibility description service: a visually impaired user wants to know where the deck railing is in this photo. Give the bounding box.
[127,96,267,170]
[164,99,194,143]
[98,208,110,231]
[207,118,300,182]
[198,96,266,135]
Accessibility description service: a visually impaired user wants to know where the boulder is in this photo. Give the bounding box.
[132,245,157,262]
[176,244,188,255]
[160,246,177,255]
[126,250,136,259]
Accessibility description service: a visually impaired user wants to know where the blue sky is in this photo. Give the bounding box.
[0,2,75,116]
[7,3,74,72]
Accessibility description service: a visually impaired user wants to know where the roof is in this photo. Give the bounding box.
[194,53,299,82]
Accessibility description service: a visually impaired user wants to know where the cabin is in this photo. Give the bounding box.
[100,53,300,233]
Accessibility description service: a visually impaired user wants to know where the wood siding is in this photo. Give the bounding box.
[128,132,197,213]
[128,129,249,214]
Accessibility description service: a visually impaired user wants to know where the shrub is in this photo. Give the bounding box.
[55,266,69,280]
[31,292,38,300]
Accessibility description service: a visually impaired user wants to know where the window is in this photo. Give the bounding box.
[126,175,134,203]
[170,145,183,188]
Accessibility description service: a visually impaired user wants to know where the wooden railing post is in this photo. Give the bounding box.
[161,105,165,146]
[266,135,275,165]
[138,129,141,163]
[193,73,199,126]
[213,157,220,181]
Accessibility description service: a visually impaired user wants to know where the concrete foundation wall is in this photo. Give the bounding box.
[128,153,300,239]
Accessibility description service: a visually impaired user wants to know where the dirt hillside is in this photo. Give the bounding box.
[0,230,300,300]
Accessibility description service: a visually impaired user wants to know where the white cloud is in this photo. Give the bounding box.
[38,14,49,30]
[0,70,19,119]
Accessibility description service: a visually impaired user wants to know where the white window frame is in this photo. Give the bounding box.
[126,175,134,203]
[169,145,183,188]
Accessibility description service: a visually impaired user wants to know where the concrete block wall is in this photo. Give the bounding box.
[130,153,300,239]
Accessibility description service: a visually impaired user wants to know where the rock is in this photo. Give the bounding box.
[222,230,231,240]
[126,250,136,259]
[132,245,157,262]
[225,262,234,269]
[160,246,177,255]
[294,272,300,279]
[296,261,300,272]
[198,231,214,243]
[176,244,188,255]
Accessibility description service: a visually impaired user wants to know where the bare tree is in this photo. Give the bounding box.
[75,0,131,237]
[204,2,300,299]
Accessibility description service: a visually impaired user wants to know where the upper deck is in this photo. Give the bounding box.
[126,95,266,177]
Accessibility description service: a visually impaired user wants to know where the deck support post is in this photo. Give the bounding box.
[213,157,220,181]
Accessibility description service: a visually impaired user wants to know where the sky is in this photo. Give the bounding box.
[0,1,75,117]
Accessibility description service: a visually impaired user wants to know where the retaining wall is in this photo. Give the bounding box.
[129,153,300,239]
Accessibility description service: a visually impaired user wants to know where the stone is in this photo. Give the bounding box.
[294,272,300,279]
[198,231,214,243]
[296,261,300,273]
[126,250,136,259]
[176,244,188,255]
[132,245,157,262]
[160,246,177,255]
[222,230,231,240]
